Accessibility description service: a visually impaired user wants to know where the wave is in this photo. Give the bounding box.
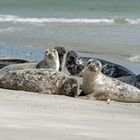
[0,15,140,25]
[128,55,140,63]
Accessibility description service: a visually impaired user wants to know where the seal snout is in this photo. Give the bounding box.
[47,53,53,59]
[86,59,102,72]
[87,61,96,71]
[88,62,96,69]
[45,49,58,59]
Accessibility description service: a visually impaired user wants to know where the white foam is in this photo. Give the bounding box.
[0,15,113,24]
[0,14,140,25]
[125,19,140,24]
[128,55,140,62]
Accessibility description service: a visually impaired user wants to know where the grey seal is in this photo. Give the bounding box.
[0,69,79,97]
[54,46,66,71]
[0,48,60,77]
[81,59,140,103]
[117,74,140,89]
[0,59,28,69]
[65,50,135,78]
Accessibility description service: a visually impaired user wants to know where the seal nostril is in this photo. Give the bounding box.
[48,53,52,57]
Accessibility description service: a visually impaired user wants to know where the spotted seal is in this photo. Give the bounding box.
[65,50,135,78]
[81,59,140,103]
[0,69,79,97]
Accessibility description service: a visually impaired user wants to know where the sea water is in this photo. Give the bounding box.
[0,0,140,73]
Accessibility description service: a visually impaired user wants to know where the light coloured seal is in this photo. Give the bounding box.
[0,69,79,97]
[0,48,60,77]
[37,48,59,71]
[81,59,140,103]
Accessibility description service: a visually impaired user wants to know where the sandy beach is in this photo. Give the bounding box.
[0,88,140,140]
[0,1,140,139]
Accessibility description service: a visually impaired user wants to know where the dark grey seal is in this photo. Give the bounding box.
[54,46,67,71]
[0,59,28,69]
[117,74,140,89]
[65,50,135,78]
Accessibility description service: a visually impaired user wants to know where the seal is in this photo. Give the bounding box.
[0,47,63,71]
[136,74,140,88]
[116,74,140,89]
[65,50,135,78]
[117,75,138,87]
[0,59,28,69]
[81,59,140,103]
[54,46,66,71]
[0,48,60,77]
[0,69,79,97]
[37,48,60,71]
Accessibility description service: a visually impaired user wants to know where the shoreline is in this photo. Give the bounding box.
[0,44,139,74]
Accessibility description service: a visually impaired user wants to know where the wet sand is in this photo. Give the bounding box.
[0,89,140,140]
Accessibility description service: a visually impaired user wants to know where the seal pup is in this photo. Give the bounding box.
[37,48,60,71]
[0,69,79,97]
[81,59,140,103]
[0,48,60,77]
[66,50,135,78]
[54,46,66,71]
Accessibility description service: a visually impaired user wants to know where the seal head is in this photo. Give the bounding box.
[37,48,60,71]
[86,59,102,74]
[66,50,84,75]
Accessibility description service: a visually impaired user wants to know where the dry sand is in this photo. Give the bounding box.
[0,88,140,140]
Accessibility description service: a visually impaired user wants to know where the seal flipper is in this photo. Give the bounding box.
[60,78,79,97]
[79,91,86,96]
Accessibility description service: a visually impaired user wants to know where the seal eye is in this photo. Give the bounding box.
[87,61,91,65]
[46,51,48,54]
[96,62,99,66]
[96,62,100,68]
